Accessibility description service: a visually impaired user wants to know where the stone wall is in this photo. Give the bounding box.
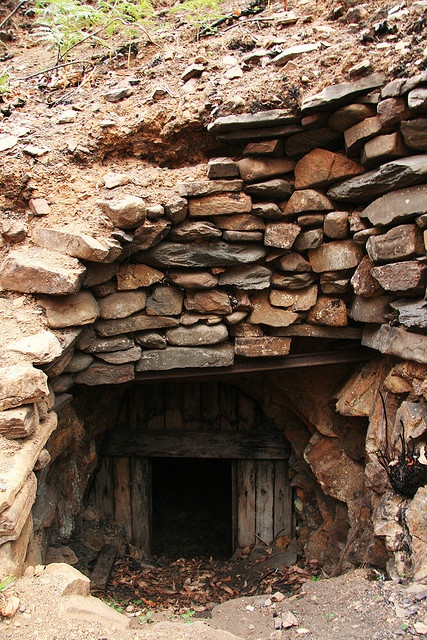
[0,72,426,576]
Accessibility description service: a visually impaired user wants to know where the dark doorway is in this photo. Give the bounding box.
[152,458,232,559]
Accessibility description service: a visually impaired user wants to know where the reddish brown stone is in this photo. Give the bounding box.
[284,189,334,215]
[328,103,376,132]
[234,336,291,357]
[366,224,424,264]
[361,131,407,168]
[188,192,252,217]
[248,291,299,327]
[370,260,427,292]
[237,157,294,183]
[212,214,265,231]
[264,222,300,249]
[294,149,364,189]
[307,296,348,326]
[377,97,411,127]
[184,290,232,314]
[350,255,384,298]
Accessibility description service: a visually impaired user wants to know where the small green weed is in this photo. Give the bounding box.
[169,0,223,34]
[0,71,10,95]
[325,612,336,621]
[181,608,195,623]
[401,622,409,631]
[0,575,15,593]
[311,575,321,582]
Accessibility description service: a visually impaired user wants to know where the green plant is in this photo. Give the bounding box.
[181,608,195,623]
[0,70,10,95]
[311,575,321,582]
[34,0,153,62]
[0,575,15,597]
[169,0,223,33]
[325,613,336,621]
[139,609,154,624]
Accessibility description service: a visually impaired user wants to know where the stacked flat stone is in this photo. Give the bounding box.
[0,72,426,575]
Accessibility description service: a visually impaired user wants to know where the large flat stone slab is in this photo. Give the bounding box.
[166,324,228,346]
[138,242,267,267]
[285,128,343,160]
[177,180,244,197]
[360,184,427,226]
[362,324,427,365]
[208,110,298,135]
[32,227,120,263]
[370,260,427,292]
[366,224,424,264]
[301,73,386,115]
[95,313,179,337]
[234,336,291,357]
[188,193,252,217]
[98,291,147,320]
[248,291,299,327]
[74,361,135,385]
[0,473,36,543]
[0,248,86,295]
[237,157,294,183]
[218,265,272,290]
[136,345,234,371]
[116,264,164,290]
[327,155,427,202]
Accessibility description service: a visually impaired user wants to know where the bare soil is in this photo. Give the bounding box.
[1,0,427,638]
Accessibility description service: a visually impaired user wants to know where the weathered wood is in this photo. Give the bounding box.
[145,383,165,430]
[219,384,237,431]
[238,393,256,431]
[130,458,152,554]
[90,543,118,590]
[237,460,256,547]
[256,461,274,543]
[113,457,132,538]
[201,382,220,430]
[182,382,201,430]
[274,460,293,539]
[103,430,290,459]
[91,458,114,521]
[164,383,184,430]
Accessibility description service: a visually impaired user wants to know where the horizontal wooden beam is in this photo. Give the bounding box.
[133,348,373,383]
[102,430,290,460]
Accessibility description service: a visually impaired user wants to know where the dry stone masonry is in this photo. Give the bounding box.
[0,72,426,578]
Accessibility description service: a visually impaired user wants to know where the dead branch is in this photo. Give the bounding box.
[0,0,27,30]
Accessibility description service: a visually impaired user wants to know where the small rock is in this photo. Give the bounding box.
[414,621,427,634]
[0,595,20,619]
[29,198,51,216]
[103,172,131,189]
[182,63,205,81]
[282,610,298,628]
[0,134,18,151]
[103,86,133,102]
[22,144,50,157]
[225,66,243,79]
[57,109,77,124]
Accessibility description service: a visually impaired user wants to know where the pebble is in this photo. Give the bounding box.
[0,133,18,150]
[103,86,133,102]
[22,144,50,157]
[225,66,243,79]
[57,109,77,124]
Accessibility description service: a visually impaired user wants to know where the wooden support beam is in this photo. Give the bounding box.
[90,543,118,590]
[103,430,290,460]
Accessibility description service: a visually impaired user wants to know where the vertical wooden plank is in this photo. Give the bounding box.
[219,384,237,431]
[273,460,293,539]
[130,457,152,555]
[231,460,238,551]
[128,387,146,432]
[182,382,201,431]
[255,460,274,544]
[164,383,184,430]
[145,383,165,430]
[113,457,132,539]
[201,382,220,430]
[91,457,114,521]
[237,460,256,548]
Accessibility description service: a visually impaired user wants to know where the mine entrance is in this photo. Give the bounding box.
[90,381,292,559]
[152,458,232,559]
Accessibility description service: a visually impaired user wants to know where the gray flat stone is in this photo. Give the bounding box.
[166,270,218,290]
[362,324,427,365]
[95,313,179,337]
[366,224,424,264]
[138,241,267,267]
[97,195,146,230]
[168,220,222,242]
[188,192,252,217]
[40,291,100,328]
[74,362,135,385]
[360,184,427,227]
[166,324,228,346]
[245,179,293,200]
[218,265,272,289]
[136,345,234,371]
[390,299,427,329]
[146,285,184,316]
[350,295,392,324]
[301,73,386,115]
[285,127,343,159]
[97,290,147,320]
[400,118,427,152]
[327,155,427,202]
[213,124,303,142]
[208,110,298,135]
[96,346,142,364]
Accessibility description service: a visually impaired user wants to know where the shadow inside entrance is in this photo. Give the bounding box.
[152,458,232,559]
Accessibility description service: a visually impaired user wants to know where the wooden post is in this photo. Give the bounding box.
[113,457,132,540]
[255,460,274,543]
[274,460,293,539]
[236,459,256,548]
[130,457,152,555]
